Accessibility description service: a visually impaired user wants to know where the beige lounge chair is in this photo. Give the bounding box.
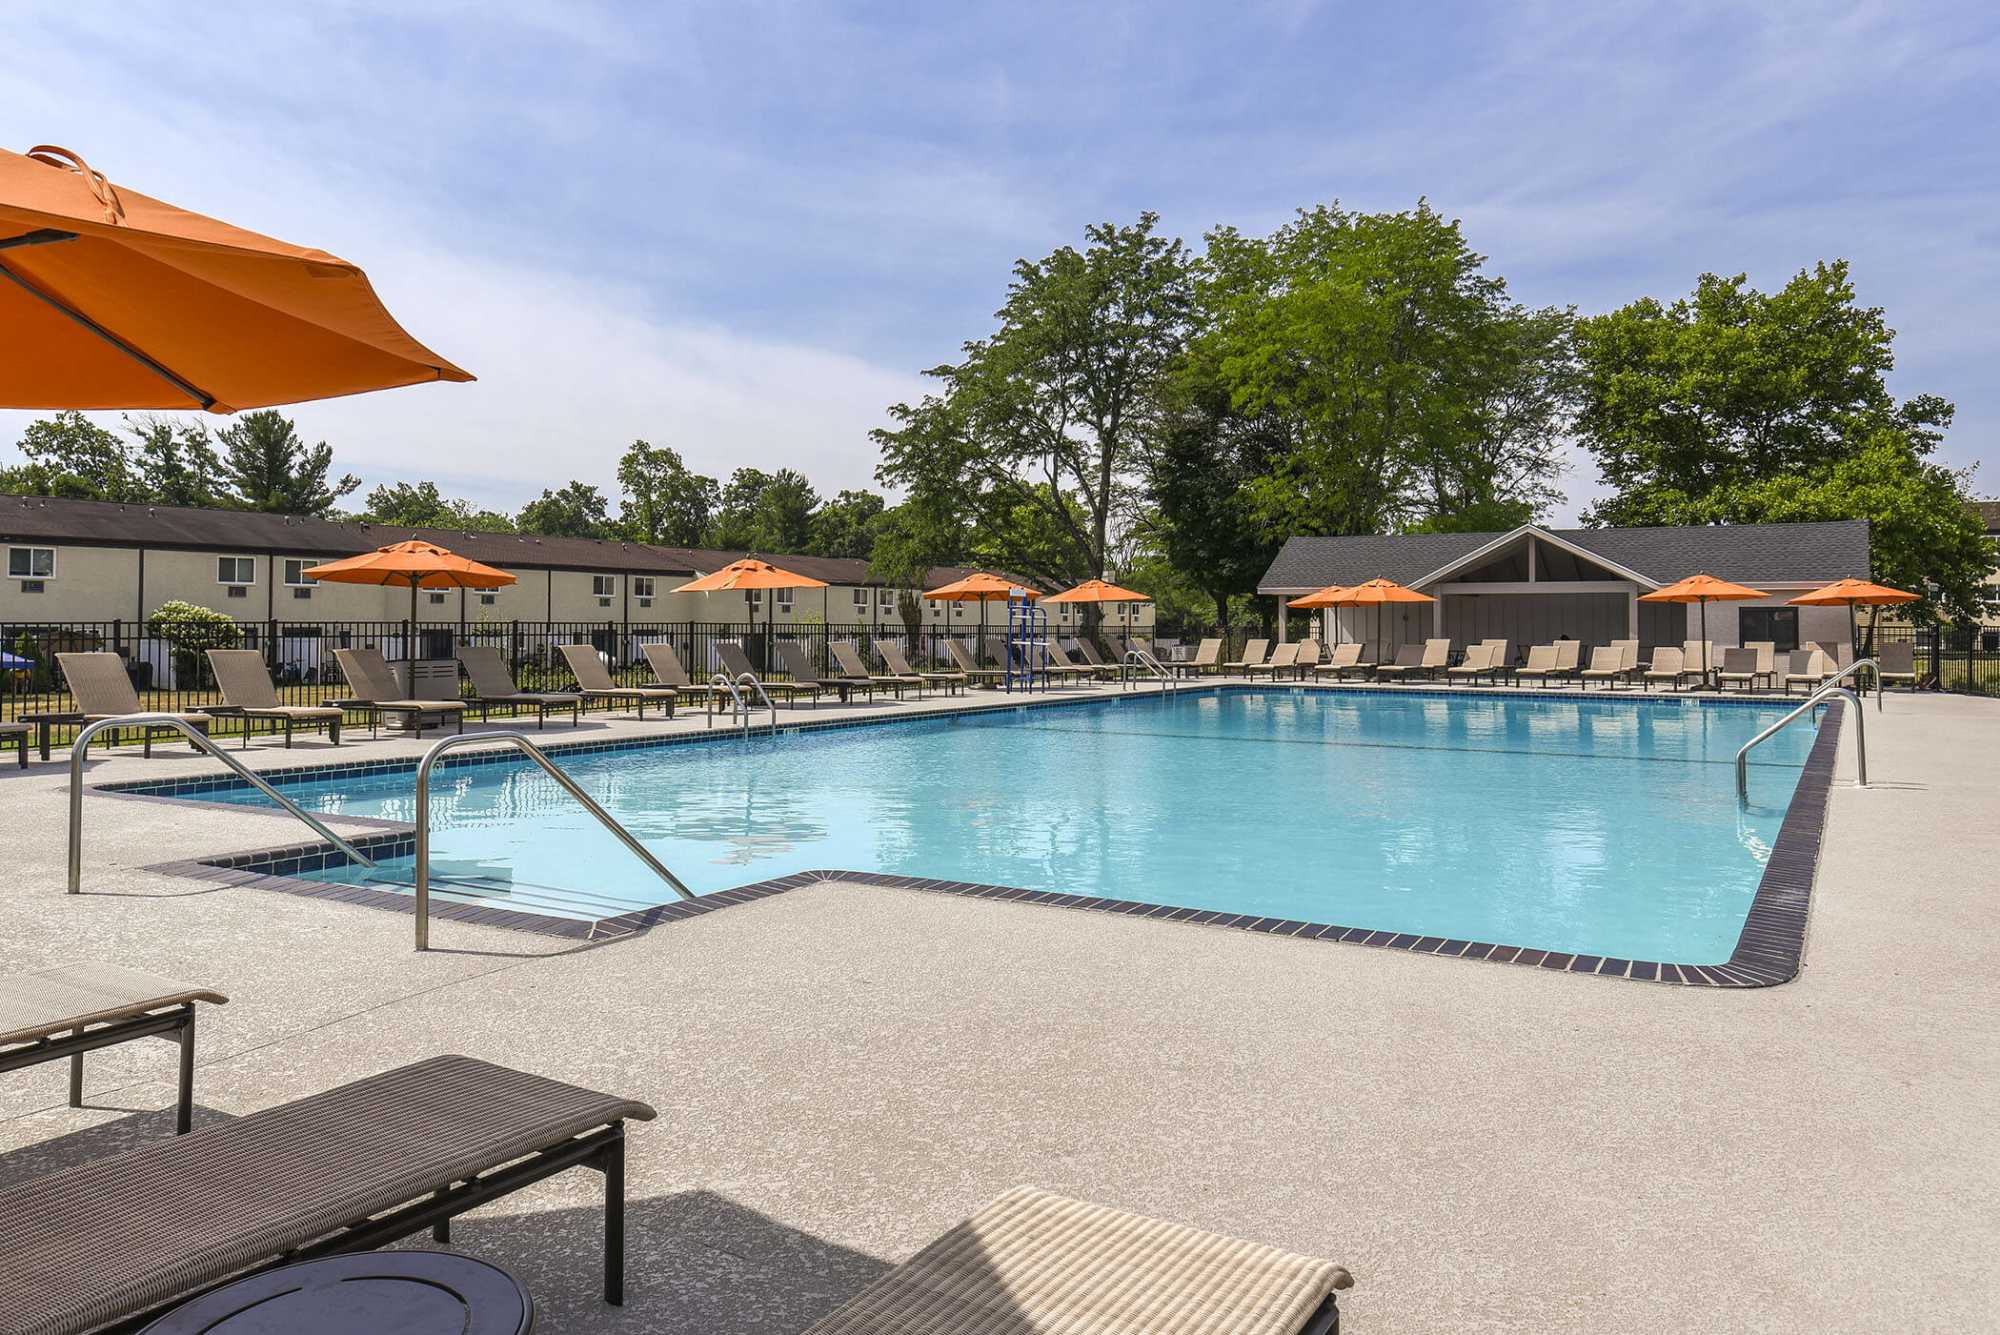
[1289,639,1322,679]
[639,641,728,708]
[1315,642,1363,678]
[1171,636,1222,677]
[943,638,1006,687]
[832,640,922,698]
[55,651,212,756]
[799,1186,1354,1335]
[1680,639,1716,686]
[1245,642,1301,679]
[329,646,465,738]
[1378,638,1448,681]
[1783,649,1836,695]
[0,961,227,1136]
[455,645,581,729]
[878,639,966,694]
[556,644,676,718]
[1371,642,1425,681]
[715,641,820,705]
[1876,640,1917,690]
[1515,643,1562,686]
[204,649,345,748]
[1446,642,1495,683]
[1579,646,1626,689]
[1038,640,1098,685]
[1068,638,1126,681]
[1223,638,1269,675]
[1479,639,1513,682]
[776,640,871,704]
[1717,647,1762,692]
[1642,646,1688,691]
[1607,638,1640,683]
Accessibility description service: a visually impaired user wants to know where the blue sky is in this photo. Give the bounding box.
[5,1,1996,522]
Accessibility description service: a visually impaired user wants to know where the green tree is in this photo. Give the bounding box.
[1195,201,1570,539]
[3,411,142,501]
[363,480,513,531]
[616,440,718,545]
[1574,262,1992,623]
[807,489,886,560]
[875,213,1194,592]
[710,468,773,550]
[127,415,225,508]
[711,466,820,552]
[516,481,613,538]
[216,410,358,514]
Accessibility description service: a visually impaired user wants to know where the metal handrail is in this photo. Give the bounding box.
[734,672,779,734]
[68,712,376,895]
[707,672,747,730]
[1735,683,1867,802]
[1122,649,1176,692]
[413,731,693,950]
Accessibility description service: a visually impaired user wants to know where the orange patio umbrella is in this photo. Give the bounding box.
[1290,583,1350,643]
[1324,577,1435,648]
[305,540,515,664]
[923,571,1039,643]
[1639,574,1771,686]
[1044,577,1152,637]
[1789,578,1918,655]
[674,558,829,651]
[1,144,471,411]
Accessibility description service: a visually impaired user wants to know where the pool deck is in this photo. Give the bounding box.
[1,679,1994,1331]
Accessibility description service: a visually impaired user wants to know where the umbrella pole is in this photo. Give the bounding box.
[1700,599,1710,689]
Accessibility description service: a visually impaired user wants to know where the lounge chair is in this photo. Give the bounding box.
[1445,642,1495,683]
[0,1056,653,1334]
[878,639,966,694]
[1579,646,1627,689]
[1371,642,1424,681]
[1290,639,1322,679]
[1548,639,1582,683]
[1516,644,1562,686]
[1608,638,1641,684]
[1038,640,1099,685]
[639,641,728,709]
[1717,646,1763,692]
[1,962,226,1136]
[716,641,821,706]
[1876,640,1917,690]
[1378,639,1448,681]
[1680,639,1716,687]
[0,720,26,768]
[455,645,581,729]
[1245,642,1301,679]
[332,647,465,737]
[943,638,1006,688]
[1315,642,1363,678]
[778,640,872,704]
[203,650,346,748]
[798,1186,1354,1335]
[1642,646,1688,691]
[1222,638,1269,675]
[54,652,212,756]
[1479,639,1513,683]
[832,640,922,698]
[1783,649,1837,695]
[1170,636,1222,678]
[557,644,677,718]
[1068,638,1125,681]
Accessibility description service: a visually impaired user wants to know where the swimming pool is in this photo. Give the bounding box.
[177,688,1818,963]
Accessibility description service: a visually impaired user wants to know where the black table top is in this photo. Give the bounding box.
[142,1251,532,1335]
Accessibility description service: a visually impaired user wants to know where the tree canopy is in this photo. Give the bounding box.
[216,411,359,515]
[616,440,718,546]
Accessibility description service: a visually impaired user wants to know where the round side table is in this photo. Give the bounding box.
[141,1250,533,1334]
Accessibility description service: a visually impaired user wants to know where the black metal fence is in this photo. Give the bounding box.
[0,618,1165,748]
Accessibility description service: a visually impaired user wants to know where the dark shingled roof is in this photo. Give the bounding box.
[1258,520,1872,592]
[0,492,995,589]
[1969,499,2000,533]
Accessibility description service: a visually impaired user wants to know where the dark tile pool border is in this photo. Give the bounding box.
[141,690,1846,986]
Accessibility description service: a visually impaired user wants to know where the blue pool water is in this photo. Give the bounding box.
[189,690,1816,962]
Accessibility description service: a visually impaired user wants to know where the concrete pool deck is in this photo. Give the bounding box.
[1,681,1994,1331]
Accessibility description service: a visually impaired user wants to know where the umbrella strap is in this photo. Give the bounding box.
[25,145,125,225]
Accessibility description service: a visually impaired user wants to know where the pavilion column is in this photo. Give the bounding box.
[1627,587,1639,639]
[1276,597,1290,643]
[1432,595,1443,637]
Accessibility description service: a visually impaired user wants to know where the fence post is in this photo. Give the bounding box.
[1969,623,1977,694]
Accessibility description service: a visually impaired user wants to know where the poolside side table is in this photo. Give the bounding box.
[17,710,83,761]
[141,1251,533,1334]
[0,720,27,767]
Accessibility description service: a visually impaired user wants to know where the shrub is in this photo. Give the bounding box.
[146,600,243,689]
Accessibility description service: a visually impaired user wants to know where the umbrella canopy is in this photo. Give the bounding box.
[1289,584,1350,610]
[1042,578,1151,604]
[0,651,29,669]
[672,558,828,594]
[922,572,1038,602]
[1320,578,1435,648]
[1789,578,1918,656]
[0,144,471,411]
[303,540,514,591]
[1638,575,1771,685]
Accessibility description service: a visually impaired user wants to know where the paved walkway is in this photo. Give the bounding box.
[1,683,1993,1332]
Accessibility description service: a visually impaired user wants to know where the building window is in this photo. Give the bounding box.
[217,556,255,586]
[632,577,654,598]
[592,575,616,597]
[747,589,764,610]
[479,593,497,606]
[853,588,869,611]
[1739,607,1800,652]
[7,546,55,579]
[427,591,447,605]
[282,558,315,586]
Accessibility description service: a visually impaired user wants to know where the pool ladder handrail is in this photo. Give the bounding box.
[1122,648,1176,692]
[68,712,377,895]
[1734,660,1876,802]
[413,730,694,950]
[706,671,777,734]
